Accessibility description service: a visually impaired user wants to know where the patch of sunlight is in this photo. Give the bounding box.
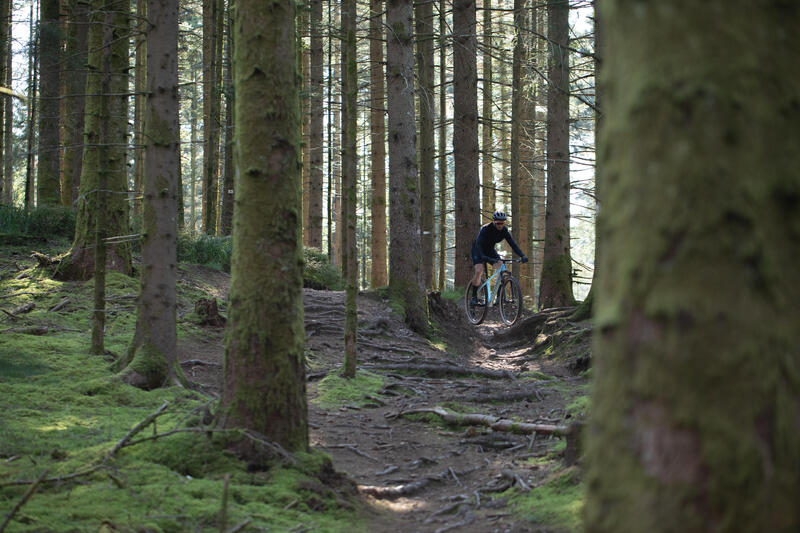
[37,415,94,433]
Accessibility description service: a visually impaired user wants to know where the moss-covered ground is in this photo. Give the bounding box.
[0,242,364,533]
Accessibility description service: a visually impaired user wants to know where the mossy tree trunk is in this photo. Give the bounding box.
[60,0,132,280]
[452,0,479,288]
[368,0,387,288]
[61,0,89,208]
[120,0,185,389]
[585,2,800,531]
[388,0,429,335]
[538,0,574,309]
[300,7,310,246]
[217,0,308,453]
[36,0,61,206]
[416,0,435,290]
[307,0,324,249]
[341,0,358,378]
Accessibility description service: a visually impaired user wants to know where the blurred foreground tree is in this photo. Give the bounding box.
[586,2,800,531]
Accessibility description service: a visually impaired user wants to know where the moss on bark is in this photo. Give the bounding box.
[585,2,800,531]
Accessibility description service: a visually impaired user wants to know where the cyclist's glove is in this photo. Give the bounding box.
[521,256,529,263]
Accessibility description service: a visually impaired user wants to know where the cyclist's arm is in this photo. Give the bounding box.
[503,230,525,258]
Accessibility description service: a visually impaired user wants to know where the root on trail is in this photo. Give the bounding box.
[393,406,568,436]
[364,363,516,379]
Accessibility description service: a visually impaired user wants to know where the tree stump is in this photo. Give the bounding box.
[195,298,226,327]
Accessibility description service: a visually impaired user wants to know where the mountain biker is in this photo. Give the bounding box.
[470,211,528,305]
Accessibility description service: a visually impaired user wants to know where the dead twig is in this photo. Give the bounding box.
[500,470,531,492]
[358,466,481,499]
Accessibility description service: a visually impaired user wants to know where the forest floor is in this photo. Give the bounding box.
[0,245,591,532]
[179,266,591,532]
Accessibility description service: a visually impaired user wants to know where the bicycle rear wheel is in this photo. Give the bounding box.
[499,275,522,326]
[464,282,489,325]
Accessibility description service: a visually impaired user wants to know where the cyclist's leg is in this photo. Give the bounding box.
[470,244,484,289]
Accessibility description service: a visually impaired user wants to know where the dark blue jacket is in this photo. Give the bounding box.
[474,222,524,258]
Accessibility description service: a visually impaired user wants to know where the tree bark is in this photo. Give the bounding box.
[202,0,221,234]
[217,0,308,453]
[585,2,800,531]
[219,6,234,236]
[452,0,480,288]
[36,0,62,205]
[416,0,435,290]
[388,0,428,334]
[341,0,358,378]
[120,0,185,389]
[538,0,574,308]
[368,0,386,287]
[59,0,132,280]
[480,0,494,212]
[0,0,7,203]
[308,0,324,249]
[61,0,89,208]
[437,0,447,291]
[131,0,146,226]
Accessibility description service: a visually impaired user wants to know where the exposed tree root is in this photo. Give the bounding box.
[364,363,516,379]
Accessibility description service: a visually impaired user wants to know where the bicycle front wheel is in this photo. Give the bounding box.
[499,276,523,326]
[464,282,489,325]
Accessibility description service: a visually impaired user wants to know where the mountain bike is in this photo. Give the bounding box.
[464,258,523,326]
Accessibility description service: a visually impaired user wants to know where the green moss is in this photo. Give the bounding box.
[566,395,590,418]
[0,257,365,533]
[507,467,584,532]
[312,371,385,408]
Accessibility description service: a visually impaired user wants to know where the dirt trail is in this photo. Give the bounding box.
[178,271,588,533]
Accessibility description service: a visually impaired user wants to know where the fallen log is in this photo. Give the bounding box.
[394,406,568,437]
[358,466,481,499]
[363,363,516,380]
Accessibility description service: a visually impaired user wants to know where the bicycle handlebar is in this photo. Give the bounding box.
[481,257,522,264]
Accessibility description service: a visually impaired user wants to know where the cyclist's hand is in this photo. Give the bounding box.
[521,256,529,263]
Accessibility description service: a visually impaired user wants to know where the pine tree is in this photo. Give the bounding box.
[217,0,308,453]
[368,0,387,287]
[36,0,61,205]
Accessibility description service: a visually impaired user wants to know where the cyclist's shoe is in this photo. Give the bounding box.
[470,296,481,306]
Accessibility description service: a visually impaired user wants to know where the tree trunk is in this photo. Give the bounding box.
[452,0,480,288]
[480,0,494,212]
[131,0,146,226]
[219,6,234,236]
[341,0,358,378]
[538,0,574,309]
[388,0,428,334]
[217,0,308,453]
[586,2,800,531]
[307,0,323,249]
[189,66,199,232]
[509,0,523,280]
[59,0,132,280]
[202,0,221,234]
[24,0,37,208]
[301,7,310,246]
[416,0,435,290]
[368,0,386,287]
[517,4,536,301]
[2,22,12,205]
[532,5,546,285]
[36,0,62,206]
[0,0,7,203]
[61,0,89,208]
[437,0,448,291]
[121,0,184,389]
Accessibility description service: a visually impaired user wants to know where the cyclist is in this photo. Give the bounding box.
[470,211,528,305]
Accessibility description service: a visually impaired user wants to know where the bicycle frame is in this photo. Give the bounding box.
[477,260,510,307]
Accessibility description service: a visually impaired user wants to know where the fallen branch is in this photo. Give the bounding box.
[358,466,481,499]
[393,406,568,436]
[49,298,70,312]
[364,363,516,380]
[0,469,49,532]
[500,470,530,492]
[180,359,222,367]
[0,326,48,335]
[0,289,58,300]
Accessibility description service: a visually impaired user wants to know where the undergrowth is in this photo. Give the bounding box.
[503,465,584,532]
[0,246,364,532]
[0,205,76,243]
